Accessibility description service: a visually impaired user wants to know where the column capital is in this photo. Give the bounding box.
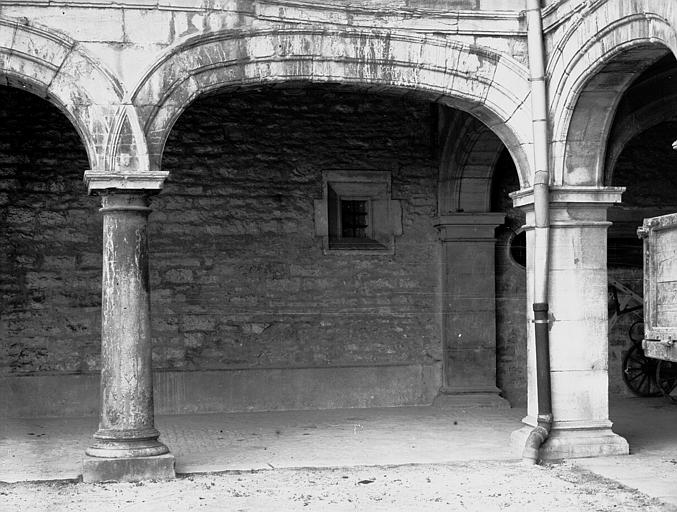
[83,170,169,195]
[510,186,625,209]
[512,186,625,228]
[434,212,505,241]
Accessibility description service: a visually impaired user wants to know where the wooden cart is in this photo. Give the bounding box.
[637,214,677,400]
[608,280,663,396]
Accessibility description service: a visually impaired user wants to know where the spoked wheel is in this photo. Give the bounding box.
[629,320,644,344]
[622,345,662,397]
[655,360,677,401]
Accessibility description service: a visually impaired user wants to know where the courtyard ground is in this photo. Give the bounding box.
[1,460,673,511]
[1,397,676,511]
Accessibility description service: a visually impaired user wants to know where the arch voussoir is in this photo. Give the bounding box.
[132,29,533,187]
[548,3,677,187]
[0,15,130,175]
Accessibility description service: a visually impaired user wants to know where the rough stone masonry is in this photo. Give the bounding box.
[1,0,677,480]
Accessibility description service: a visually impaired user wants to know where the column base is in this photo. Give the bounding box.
[511,424,629,461]
[433,387,511,408]
[82,453,175,483]
[86,428,170,458]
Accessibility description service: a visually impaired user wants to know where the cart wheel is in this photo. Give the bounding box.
[655,360,677,401]
[628,320,644,344]
[622,345,661,397]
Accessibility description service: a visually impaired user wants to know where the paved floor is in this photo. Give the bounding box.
[575,397,677,507]
[1,397,676,506]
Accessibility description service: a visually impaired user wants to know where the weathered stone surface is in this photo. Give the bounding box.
[0,81,535,413]
[512,189,627,454]
[0,88,101,376]
[1,0,676,468]
[132,28,531,175]
[436,213,504,400]
[510,424,628,461]
[82,453,175,483]
[153,86,442,373]
[0,364,441,418]
[87,192,170,460]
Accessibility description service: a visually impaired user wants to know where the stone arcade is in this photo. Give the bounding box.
[1,0,676,481]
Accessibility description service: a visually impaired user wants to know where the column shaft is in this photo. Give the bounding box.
[86,193,169,459]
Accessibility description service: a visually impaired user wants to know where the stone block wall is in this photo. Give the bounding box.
[152,85,442,372]
[1,82,530,413]
[0,86,101,376]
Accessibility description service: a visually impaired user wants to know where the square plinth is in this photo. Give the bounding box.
[511,425,629,461]
[82,453,175,483]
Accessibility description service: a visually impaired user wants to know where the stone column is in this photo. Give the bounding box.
[510,187,629,459]
[83,191,174,482]
[433,213,508,407]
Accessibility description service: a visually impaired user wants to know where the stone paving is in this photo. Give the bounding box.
[0,405,524,481]
[1,397,676,506]
[575,397,677,507]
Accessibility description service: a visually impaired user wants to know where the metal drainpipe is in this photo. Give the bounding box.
[522,0,553,465]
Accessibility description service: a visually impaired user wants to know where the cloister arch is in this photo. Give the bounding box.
[606,96,677,184]
[604,55,677,184]
[602,51,677,397]
[131,29,533,187]
[0,15,146,174]
[547,3,677,186]
[437,109,506,214]
[149,83,450,409]
[507,2,677,460]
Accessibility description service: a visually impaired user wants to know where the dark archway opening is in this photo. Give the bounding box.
[606,53,677,397]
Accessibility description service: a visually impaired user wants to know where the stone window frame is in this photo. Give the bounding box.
[314,170,402,255]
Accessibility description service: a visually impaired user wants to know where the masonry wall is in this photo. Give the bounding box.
[152,85,442,373]
[0,86,101,377]
[1,82,528,415]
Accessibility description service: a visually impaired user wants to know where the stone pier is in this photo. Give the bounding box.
[510,187,629,459]
[434,213,509,407]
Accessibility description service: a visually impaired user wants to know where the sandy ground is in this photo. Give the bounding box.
[1,461,675,512]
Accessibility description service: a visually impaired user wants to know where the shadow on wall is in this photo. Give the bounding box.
[0,86,100,379]
[492,148,527,407]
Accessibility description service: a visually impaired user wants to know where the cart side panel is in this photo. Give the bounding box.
[641,213,677,362]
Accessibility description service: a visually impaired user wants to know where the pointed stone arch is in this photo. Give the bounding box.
[547,3,677,186]
[131,28,533,186]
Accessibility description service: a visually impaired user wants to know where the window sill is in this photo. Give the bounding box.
[328,237,387,250]
[324,238,394,255]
